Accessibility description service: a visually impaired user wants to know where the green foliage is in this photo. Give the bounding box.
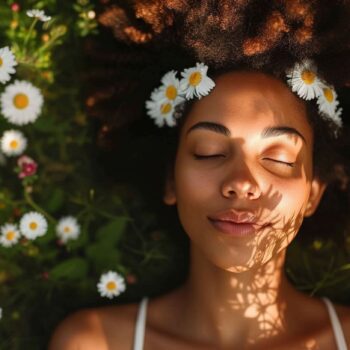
[50,257,88,280]
[0,1,349,350]
[0,5,188,349]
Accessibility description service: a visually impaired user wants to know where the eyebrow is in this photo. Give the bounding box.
[186,121,306,144]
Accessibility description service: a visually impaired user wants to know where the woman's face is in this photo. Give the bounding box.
[164,71,326,272]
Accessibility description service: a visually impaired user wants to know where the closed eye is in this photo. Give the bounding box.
[193,154,225,160]
[262,158,295,167]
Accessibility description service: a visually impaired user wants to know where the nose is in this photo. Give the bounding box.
[221,160,261,200]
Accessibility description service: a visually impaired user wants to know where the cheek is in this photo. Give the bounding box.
[173,158,215,235]
[268,176,311,227]
[175,166,208,212]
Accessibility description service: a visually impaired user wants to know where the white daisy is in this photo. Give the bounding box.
[1,80,44,125]
[26,9,51,22]
[146,96,177,127]
[286,59,322,100]
[0,223,21,247]
[97,271,126,299]
[179,62,216,100]
[0,130,27,157]
[156,70,185,103]
[317,85,339,117]
[0,46,17,84]
[333,108,343,128]
[19,211,48,240]
[56,216,81,243]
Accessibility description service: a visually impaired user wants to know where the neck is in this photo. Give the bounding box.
[176,244,301,348]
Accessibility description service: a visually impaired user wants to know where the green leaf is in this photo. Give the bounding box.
[32,116,57,133]
[96,218,128,245]
[46,188,65,213]
[50,257,88,281]
[85,243,120,272]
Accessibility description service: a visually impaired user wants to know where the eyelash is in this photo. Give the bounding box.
[263,158,295,168]
[193,154,224,160]
[193,154,295,167]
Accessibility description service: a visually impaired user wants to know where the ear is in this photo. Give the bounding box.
[163,168,177,206]
[304,178,327,217]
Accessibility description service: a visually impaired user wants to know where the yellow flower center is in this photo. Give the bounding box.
[29,222,38,230]
[63,226,71,234]
[0,58,3,67]
[301,70,316,85]
[13,93,29,109]
[6,231,15,241]
[160,103,172,115]
[189,71,202,86]
[165,85,177,100]
[323,87,334,103]
[106,281,117,291]
[10,140,19,149]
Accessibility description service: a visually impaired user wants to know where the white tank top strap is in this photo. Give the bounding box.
[322,297,348,350]
[133,297,148,350]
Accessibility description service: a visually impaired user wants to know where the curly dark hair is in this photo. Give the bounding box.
[85,0,350,243]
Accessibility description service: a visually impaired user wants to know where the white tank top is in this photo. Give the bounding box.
[133,297,348,350]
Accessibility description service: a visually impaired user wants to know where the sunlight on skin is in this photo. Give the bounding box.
[163,71,326,348]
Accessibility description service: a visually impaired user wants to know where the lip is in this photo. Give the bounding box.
[208,209,267,237]
[208,218,261,236]
[208,209,258,223]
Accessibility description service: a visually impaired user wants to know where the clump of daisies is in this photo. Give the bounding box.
[97,271,126,299]
[56,216,81,243]
[19,211,48,240]
[0,80,44,125]
[146,62,215,127]
[287,59,342,128]
[0,46,17,84]
[0,223,21,248]
[0,130,27,157]
[26,9,51,22]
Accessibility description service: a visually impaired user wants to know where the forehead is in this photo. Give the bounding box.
[181,71,313,144]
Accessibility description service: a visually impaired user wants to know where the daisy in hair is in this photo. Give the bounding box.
[180,62,216,100]
[286,59,323,100]
[156,70,185,104]
[317,84,339,117]
[146,94,178,127]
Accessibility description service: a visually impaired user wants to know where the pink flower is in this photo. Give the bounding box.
[11,3,20,12]
[17,155,38,179]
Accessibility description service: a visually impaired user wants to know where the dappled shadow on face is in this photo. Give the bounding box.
[213,203,311,347]
[203,174,313,346]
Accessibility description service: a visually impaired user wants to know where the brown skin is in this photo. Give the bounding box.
[49,72,350,350]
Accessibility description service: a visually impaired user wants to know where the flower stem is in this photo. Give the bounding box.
[23,18,38,55]
[24,188,56,224]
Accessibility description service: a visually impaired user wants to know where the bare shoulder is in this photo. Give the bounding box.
[48,302,140,350]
